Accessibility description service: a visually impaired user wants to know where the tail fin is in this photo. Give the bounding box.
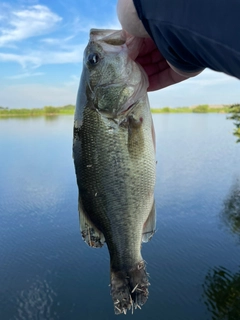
[110,261,149,315]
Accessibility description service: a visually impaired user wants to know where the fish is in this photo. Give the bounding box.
[73,29,156,315]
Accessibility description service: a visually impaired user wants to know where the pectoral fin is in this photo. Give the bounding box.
[78,198,105,248]
[142,199,156,243]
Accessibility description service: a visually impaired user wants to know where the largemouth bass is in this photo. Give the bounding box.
[73,29,156,315]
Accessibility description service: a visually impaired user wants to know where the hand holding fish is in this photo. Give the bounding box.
[118,0,240,86]
[117,0,201,92]
[134,37,195,91]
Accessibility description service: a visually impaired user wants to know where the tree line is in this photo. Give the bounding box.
[0,104,75,116]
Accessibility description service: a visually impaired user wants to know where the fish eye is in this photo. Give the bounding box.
[87,53,100,65]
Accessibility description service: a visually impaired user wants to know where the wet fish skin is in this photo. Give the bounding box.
[73,29,156,314]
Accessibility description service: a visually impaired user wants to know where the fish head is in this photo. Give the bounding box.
[81,29,148,118]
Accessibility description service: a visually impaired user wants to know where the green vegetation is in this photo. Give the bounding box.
[0,104,75,117]
[0,103,235,118]
[151,106,192,113]
[208,106,230,113]
[227,104,240,143]
[203,266,240,320]
[151,105,231,113]
[192,104,209,113]
[161,107,170,113]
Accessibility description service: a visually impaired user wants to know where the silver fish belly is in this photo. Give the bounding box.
[73,29,156,315]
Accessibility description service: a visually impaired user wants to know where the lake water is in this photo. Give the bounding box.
[0,114,240,320]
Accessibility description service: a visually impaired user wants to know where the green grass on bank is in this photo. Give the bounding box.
[151,104,231,114]
[0,104,75,117]
[151,106,191,113]
[0,104,235,117]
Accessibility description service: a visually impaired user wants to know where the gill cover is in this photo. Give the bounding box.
[75,29,149,121]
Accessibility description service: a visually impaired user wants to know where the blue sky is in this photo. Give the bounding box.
[0,0,239,109]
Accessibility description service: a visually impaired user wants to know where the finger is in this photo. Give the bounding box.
[140,59,169,77]
[148,68,189,91]
[137,38,158,57]
[136,49,166,65]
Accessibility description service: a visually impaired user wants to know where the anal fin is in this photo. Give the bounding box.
[142,199,156,243]
[78,198,105,248]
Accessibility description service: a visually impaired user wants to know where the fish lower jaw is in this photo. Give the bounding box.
[110,260,150,315]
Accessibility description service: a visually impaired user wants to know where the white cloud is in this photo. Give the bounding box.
[0,44,85,67]
[0,5,62,46]
[0,3,87,68]
[7,72,44,79]
[0,52,39,67]
[39,45,84,64]
[0,2,121,70]
[41,35,75,46]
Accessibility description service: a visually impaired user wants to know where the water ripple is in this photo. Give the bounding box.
[14,278,58,320]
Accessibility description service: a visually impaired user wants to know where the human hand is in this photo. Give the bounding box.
[135,37,201,91]
[117,0,202,91]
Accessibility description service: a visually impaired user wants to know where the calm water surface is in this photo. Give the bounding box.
[0,114,240,320]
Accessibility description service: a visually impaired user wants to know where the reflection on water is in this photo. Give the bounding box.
[221,180,240,239]
[15,278,57,320]
[203,182,240,320]
[202,266,240,320]
[44,115,60,122]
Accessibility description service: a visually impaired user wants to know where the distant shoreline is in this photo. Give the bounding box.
[0,104,234,117]
[151,104,230,114]
[0,105,75,117]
